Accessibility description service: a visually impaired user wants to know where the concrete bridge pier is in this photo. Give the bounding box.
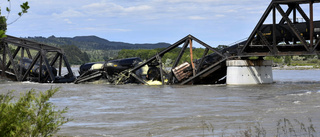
[226,60,273,85]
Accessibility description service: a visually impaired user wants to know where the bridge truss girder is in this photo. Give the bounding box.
[239,0,320,57]
[0,35,74,83]
[115,34,227,85]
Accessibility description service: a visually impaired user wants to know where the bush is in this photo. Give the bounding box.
[0,88,70,137]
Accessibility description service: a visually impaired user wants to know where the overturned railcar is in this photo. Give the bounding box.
[75,57,149,84]
[75,35,230,85]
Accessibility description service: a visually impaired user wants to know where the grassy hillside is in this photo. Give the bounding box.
[25,35,171,64]
[25,35,170,50]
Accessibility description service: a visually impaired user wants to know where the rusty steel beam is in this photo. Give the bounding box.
[62,55,74,78]
[180,58,227,85]
[41,50,55,82]
[241,51,316,56]
[257,31,274,52]
[189,35,224,57]
[313,38,320,51]
[44,52,61,82]
[130,72,148,85]
[279,5,294,24]
[20,47,24,80]
[273,6,279,54]
[293,4,297,24]
[129,34,225,85]
[310,1,314,48]
[171,39,189,70]
[296,4,310,22]
[5,46,21,70]
[196,48,209,74]
[242,0,318,55]
[26,48,33,59]
[275,4,309,51]
[4,35,62,52]
[1,43,5,77]
[59,54,62,76]
[242,1,274,53]
[168,39,189,83]
[131,35,189,73]
[39,52,42,82]
[199,64,223,79]
[0,35,74,83]
[4,43,21,81]
[156,53,164,85]
[50,52,60,67]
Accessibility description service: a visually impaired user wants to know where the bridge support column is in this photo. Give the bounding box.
[226,60,273,85]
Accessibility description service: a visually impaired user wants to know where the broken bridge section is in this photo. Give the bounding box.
[120,35,229,85]
[239,0,320,57]
[3,0,320,85]
[0,35,75,83]
[123,0,320,85]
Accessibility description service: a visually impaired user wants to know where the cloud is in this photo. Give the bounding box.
[63,19,72,24]
[23,0,270,23]
[215,14,225,18]
[188,16,206,20]
[75,27,131,32]
[53,9,84,18]
[82,2,153,17]
[9,0,309,44]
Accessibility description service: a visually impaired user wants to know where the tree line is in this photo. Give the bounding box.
[117,48,215,66]
[58,45,90,65]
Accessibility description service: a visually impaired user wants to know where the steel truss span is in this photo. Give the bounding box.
[0,35,75,83]
[1,0,320,85]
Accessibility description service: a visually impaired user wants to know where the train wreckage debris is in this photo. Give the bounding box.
[1,0,320,85]
[75,35,228,85]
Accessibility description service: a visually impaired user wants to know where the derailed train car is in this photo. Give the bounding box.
[75,57,152,84]
[74,37,229,85]
[20,58,57,81]
[18,58,76,83]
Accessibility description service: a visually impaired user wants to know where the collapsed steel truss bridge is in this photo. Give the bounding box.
[1,0,320,85]
[113,0,320,85]
[0,35,75,83]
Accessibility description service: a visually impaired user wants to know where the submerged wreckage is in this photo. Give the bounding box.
[0,34,229,85]
[1,0,320,85]
[75,35,230,85]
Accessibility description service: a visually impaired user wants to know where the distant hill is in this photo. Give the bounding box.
[25,35,171,50]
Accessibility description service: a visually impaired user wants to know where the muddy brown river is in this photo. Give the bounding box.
[0,70,320,136]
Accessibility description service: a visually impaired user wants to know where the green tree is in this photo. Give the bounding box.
[0,0,30,38]
[60,45,90,65]
[0,16,7,38]
[284,56,292,65]
[0,88,70,136]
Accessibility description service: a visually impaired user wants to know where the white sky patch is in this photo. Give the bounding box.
[4,0,320,44]
[153,0,252,4]
[52,9,84,18]
[78,27,131,32]
[188,16,206,20]
[110,28,132,32]
[86,18,96,21]
[124,5,152,12]
[63,19,72,24]
[82,2,153,17]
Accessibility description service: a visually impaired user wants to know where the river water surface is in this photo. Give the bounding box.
[1,70,320,136]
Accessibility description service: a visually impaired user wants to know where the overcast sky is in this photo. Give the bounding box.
[2,0,320,47]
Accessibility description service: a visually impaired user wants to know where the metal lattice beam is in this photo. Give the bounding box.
[1,35,74,83]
